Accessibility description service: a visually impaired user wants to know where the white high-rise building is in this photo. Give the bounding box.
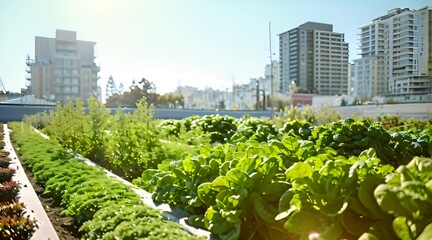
[265,60,280,100]
[279,22,349,95]
[353,7,432,102]
[27,30,100,102]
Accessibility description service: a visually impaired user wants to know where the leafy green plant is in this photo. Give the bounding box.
[193,115,238,143]
[0,158,11,168]
[0,150,9,158]
[60,178,141,225]
[279,119,312,140]
[0,215,37,240]
[230,116,278,143]
[367,157,432,239]
[169,115,239,144]
[0,167,16,183]
[81,204,204,240]
[105,99,162,179]
[0,202,26,217]
[0,181,20,202]
[277,149,395,239]
[309,118,431,167]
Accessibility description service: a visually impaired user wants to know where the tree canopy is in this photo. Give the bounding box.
[105,78,184,108]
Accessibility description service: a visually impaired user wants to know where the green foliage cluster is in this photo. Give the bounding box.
[0,149,9,158]
[161,115,278,144]
[231,117,278,143]
[0,158,10,168]
[371,157,432,240]
[26,97,193,180]
[9,122,202,239]
[0,167,15,183]
[366,114,432,131]
[160,116,431,168]
[307,119,431,167]
[136,118,432,239]
[0,181,19,202]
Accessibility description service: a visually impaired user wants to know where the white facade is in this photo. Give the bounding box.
[265,60,280,98]
[232,82,255,110]
[352,57,388,98]
[352,7,432,102]
[279,22,349,95]
[28,30,100,102]
[231,77,272,110]
[178,86,232,110]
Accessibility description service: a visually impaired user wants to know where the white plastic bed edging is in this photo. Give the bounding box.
[4,124,60,240]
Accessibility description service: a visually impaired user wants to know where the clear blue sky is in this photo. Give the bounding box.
[0,0,430,95]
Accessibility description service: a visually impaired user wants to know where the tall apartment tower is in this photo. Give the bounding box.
[279,22,349,95]
[28,30,100,102]
[353,7,432,102]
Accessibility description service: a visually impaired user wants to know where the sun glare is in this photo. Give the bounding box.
[85,0,121,14]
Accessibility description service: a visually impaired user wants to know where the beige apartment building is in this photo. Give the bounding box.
[352,7,432,102]
[27,30,100,102]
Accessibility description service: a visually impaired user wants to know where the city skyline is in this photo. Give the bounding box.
[0,0,430,97]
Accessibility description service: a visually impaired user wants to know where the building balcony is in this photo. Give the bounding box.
[393,63,415,70]
[406,88,431,94]
[393,56,415,62]
[393,39,415,47]
[393,34,415,42]
[409,84,430,89]
[393,68,416,74]
[406,76,432,83]
[393,26,415,33]
[361,35,369,41]
[392,72,417,78]
[393,50,414,58]
[55,73,80,78]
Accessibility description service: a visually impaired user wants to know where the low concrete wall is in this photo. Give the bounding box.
[0,103,431,122]
[334,103,432,119]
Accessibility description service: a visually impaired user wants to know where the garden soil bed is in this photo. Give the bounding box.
[19,155,81,240]
[10,125,213,239]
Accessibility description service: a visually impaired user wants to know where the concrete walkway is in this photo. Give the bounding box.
[3,124,59,240]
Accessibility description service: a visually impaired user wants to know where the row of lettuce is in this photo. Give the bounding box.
[0,124,37,239]
[25,99,432,239]
[8,122,204,239]
[134,117,432,240]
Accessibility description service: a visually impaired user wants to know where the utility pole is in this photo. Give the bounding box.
[256,80,260,110]
[269,21,274,119]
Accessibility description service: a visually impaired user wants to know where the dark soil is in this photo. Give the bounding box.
[22,164,81,240]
